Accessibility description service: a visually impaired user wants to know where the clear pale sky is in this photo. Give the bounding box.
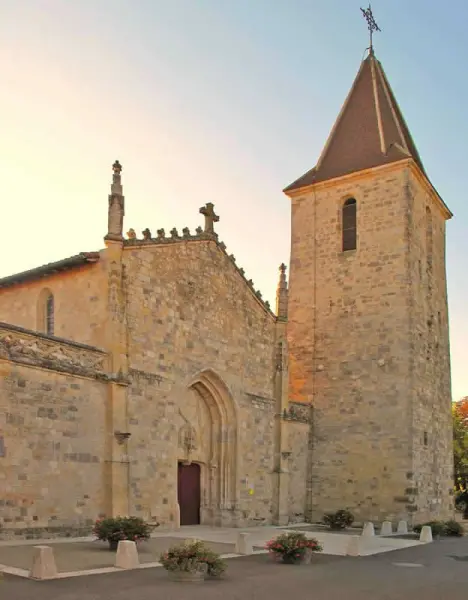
[1,1,467,400]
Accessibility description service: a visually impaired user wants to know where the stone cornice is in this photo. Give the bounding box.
[285,159,452,220]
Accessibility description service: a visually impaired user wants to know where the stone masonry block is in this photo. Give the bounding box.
[235,532,253,555]
[380,521,392,536]
[29,545,57,580]
[115,540,139,569]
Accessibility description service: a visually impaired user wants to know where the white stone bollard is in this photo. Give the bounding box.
[346,535,361,557]
[397,520,408,534]
[419,525,433,543]
[380,521,393,536]
[235,532,253,555]
[29,545,58,580]
[361,522,375,537]
[115,540,140,569]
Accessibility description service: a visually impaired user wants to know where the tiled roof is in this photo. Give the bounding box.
[284,53,428,192]
[0,252,100,289]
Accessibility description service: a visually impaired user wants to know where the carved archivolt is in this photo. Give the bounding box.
[0,329,107,378]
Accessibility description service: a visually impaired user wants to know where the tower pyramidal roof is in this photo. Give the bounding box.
[284,52,427,192]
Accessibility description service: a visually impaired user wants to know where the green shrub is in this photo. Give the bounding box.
[323,509,355,530]
[413,521,447,537]
[92,516,151,543]
[160,539,226,577]
[444,520,464,537]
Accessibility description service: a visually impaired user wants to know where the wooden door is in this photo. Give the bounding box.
[177,462,201,525]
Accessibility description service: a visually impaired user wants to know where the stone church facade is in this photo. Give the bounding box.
[0,50,454,537]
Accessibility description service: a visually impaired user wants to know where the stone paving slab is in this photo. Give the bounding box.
[0,537,233,573]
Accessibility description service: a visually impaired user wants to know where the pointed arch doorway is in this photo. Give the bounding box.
[176,369,239,526]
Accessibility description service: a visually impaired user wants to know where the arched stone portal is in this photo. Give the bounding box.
[176,369,239,526]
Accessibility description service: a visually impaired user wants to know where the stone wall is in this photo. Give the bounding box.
[0,322,108,537]
[122,239,278,526]
[0,259,106,348]
[287,162,452,524]
[407,171,453,521]
[284,404,311,523]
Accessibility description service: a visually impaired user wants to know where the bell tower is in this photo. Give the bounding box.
[284,49,453,524]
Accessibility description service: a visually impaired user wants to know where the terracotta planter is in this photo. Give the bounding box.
[108,540,119,551]
[168,570,205,583]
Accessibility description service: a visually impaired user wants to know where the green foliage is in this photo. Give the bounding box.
[323,509,354,530]
[412,521,446,536]
[455,489,468,517]
[160,539,226,577]
[413,520,464,537]
[92,516,151,543]
[444,520,465,537]
[265,531,323,561]
[453,399,468,491]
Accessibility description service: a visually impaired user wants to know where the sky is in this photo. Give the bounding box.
[1,0,467,400]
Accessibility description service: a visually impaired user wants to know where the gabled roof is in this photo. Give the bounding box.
[0,252,100,289]
[284,52,427,192]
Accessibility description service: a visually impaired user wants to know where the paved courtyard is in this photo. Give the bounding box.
[0,523,424,577]
[0,536,233,572]
[1,537,468,600]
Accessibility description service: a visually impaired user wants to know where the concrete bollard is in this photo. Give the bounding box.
[115,540,140,569]
[397,520,408,534]
[29,545,58,580]
[380,521,393,536]
[235,532,253,555]
[361,522,375,538]
[346,535,361,557]
[419,525,433,543]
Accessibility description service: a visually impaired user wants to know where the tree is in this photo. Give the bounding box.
[453,398,468,518]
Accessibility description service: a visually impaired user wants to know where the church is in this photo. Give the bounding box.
[0,47,454,537]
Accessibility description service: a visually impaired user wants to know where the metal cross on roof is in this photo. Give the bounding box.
[360,4,381,53]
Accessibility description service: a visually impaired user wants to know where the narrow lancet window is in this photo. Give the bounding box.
[342,198,357,252]
[45,293,54,336]
[37,289,55,335]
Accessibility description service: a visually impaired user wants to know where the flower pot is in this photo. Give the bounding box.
[281,555,304,565]
[168,570,205,583]
[108,540,119,551]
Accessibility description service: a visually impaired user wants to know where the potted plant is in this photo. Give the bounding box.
[323,509,355,530]
[266,531,323,564]
[160,539,226,582]
[92,516,151,550]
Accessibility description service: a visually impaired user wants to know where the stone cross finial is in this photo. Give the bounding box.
[199,202,219,234]
[276,263,288,320]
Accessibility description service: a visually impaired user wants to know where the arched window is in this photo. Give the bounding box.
[37,289,55,336]
[342,198,357,252]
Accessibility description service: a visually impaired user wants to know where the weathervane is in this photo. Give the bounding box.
[360,4,381,54]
